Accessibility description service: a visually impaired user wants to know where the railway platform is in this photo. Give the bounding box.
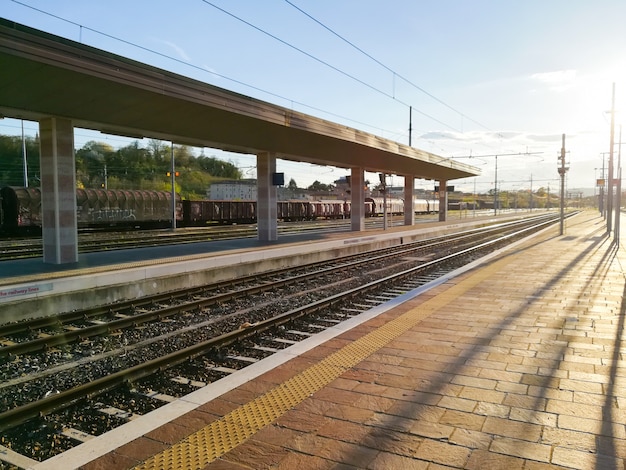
[0,214,514,322]
[18,210,626,470]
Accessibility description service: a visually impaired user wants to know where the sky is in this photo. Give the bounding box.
[2,0,626,194]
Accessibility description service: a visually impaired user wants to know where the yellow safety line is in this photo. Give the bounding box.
[134,248,522,470]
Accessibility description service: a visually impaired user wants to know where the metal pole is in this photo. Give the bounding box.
[382,173,387,230]
[171,142,176,230]
[529,174,533,212]
[493,155,498,215]
[561,140,565,226]
[408,106,412,147]
[615,125,622,245]
[473,178,476,217]
[600,154,606,216]
[608,83,616,235]
[21,120,28,187]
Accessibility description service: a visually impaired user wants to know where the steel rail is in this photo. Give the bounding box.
[0,215,556,354]
[0,213,567,433]
[0,213,557,340]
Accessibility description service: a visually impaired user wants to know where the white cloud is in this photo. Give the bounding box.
[153,38,191,62]
[529,70,577,92]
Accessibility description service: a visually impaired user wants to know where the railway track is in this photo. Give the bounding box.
[0,212,568,467]
[0,216,415,260]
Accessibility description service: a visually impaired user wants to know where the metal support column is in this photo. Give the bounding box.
[438,180,447,222]
[257,152,278,241]
[39,117,78,264]
[403,175,415,226]
[350,168,365,231]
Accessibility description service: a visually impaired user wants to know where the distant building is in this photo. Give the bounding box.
[208,179,256,200]
[208,179,309,201]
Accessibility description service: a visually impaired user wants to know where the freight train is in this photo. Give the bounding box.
[0,186,440,234]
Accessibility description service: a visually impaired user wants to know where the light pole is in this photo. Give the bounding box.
[608,83,616,236]
[454,152,543,216]
[170,142,176,230]
[558,134,569,235]
[21,120,28,187]
[493,155,498,215]
[529,174,533,212]
[599,153,609,216]
[615,125,622,244]
[379,173,388,230]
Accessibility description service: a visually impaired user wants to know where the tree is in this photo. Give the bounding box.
[2,133,246,196]
[75,141,115,188]
[308,180,334,192]
[0,134,40,186]
[146,139,168,164]
[196,155,241,179]
[287,178,298,190]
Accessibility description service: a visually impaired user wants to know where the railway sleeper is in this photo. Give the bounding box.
[0,444,38,469]
[285,330,312,337]
[252,345,280,353]
[135,389,177,403]
[211,366,238,374]
[262,337,297,346]
[370,294,397,301]
[61,427,95,443]
[352,303,378,309]
[98,406,140,421]
[171,376,206,388]
[318,318,341,324]
[340,308,363,314]
[226,355,259,364]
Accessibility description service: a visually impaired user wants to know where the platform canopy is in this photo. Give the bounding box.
[0,18,479,181]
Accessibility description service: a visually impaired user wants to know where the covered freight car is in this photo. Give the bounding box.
[277,201,315,221]
[0,186,181,233]
[414,198,439,214]
[183,200,256,225]
[76,188,180,227]
[366,197,404,216]
[312,200,348,219]
[0,186,41,233]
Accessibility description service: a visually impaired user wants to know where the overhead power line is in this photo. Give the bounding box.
[283,0,491,132]
[7,0,409,139]
[199,0,463,133]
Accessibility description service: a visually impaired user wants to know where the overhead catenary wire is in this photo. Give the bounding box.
[8,0,498,142]
[283,0,492,132]
[5,0,401,141]
[199,0,463,133]
[7,0,520,174]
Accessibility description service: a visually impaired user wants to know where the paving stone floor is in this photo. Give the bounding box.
[82,211,626,470]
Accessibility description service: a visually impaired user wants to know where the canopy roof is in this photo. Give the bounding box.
[0,18,479,181]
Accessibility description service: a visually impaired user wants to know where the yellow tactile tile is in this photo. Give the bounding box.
[134,238,527,470]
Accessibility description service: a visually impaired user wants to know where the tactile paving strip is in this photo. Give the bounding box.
[134,247,521,470]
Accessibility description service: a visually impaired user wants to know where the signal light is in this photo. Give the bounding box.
[166,171,180,177]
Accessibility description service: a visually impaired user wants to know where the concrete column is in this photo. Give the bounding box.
[350,167,365,231]
[257,152,277,241]
[403,175,415,226]
[438,179,448,222]
[39,117,78,264]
